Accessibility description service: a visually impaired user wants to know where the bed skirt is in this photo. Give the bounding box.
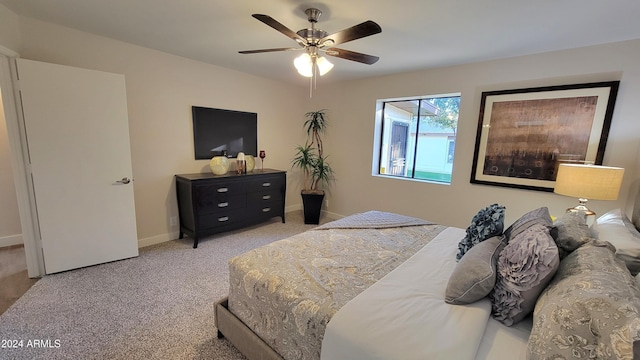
[215,297,284,360]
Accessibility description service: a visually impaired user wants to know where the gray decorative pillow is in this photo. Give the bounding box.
[503,207,552,242]
[528,240,640,360]
[490,223,559,326]
[446,236,505,305]
[456,204,505,260]
[591,209,640,275]
[552,211,591,259]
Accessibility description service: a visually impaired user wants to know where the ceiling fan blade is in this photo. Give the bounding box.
[325,48,380,65]
[239,47,300,54]
[319,20,382,47]
[252,14,307,44]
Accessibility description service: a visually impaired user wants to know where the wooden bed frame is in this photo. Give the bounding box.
[215,297,284,360]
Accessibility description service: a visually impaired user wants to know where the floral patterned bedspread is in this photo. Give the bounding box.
[528,240,640,359]
[228,212,446,360]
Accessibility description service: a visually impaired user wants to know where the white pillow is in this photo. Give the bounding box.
[591,209,640,275]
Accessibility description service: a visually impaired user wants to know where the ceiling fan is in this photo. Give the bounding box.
[239,8,382,78]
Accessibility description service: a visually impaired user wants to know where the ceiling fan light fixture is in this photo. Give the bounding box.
[294,53,313,77]
[316,56,333,76]
[241,8,382,95]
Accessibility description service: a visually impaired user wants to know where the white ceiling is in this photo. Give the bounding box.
[2,0,640,86]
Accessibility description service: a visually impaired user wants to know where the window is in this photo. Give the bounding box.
[375,94,460,184]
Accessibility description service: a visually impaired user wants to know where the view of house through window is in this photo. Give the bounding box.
[377,94,460,183]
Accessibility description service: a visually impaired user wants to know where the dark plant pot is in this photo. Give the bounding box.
[302,192,324,225]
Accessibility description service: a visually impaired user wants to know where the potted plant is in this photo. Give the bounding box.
[291,109,334,224]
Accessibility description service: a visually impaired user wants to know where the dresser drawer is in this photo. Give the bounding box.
[246,199,283,220]
[246,175,285,193]
[198,208,245,231]
[197,194,245,214]
[195,180,245,196]
[195,182,245,207]
[247,191,282,205]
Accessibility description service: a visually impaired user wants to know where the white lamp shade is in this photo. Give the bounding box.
[554,164,624,200]
[294,53,313,77]
[316,56,334,76]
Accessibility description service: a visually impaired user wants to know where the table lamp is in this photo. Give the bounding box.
[553,163,624,216]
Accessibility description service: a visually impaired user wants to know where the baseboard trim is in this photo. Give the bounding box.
[286,204,343,220]
[138,231,180,248]
[0,234,23,248]
[137,208,344,249]
[285,204,302,213]
[323,210,344,220]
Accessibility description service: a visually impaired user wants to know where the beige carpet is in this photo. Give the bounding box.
[0,211,331,360]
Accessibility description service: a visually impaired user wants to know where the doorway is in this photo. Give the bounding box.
[0,52,42,279]
[389,121,408,176]
[0,88,22,248]
[0,58,38,314]
[2,55,139,277]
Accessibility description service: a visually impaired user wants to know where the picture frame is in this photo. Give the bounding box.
[470,81,620,192]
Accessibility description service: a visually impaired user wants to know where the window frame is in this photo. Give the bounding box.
[373,93,461,185]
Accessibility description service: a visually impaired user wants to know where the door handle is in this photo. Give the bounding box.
[115,177,132,184]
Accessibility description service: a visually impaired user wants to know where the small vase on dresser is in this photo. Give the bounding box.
[209,156,230,175]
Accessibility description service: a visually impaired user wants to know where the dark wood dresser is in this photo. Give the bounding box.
[175,169,286,248]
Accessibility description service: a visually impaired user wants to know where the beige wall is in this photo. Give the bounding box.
[314,40,640,228]
[0,88,22,245]
[1,3,639,246]
[0,3,20,53]
[11,16,309,246]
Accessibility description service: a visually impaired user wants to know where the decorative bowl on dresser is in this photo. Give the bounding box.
[175,169,286,248]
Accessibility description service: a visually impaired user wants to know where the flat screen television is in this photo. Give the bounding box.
[192,106,257,159]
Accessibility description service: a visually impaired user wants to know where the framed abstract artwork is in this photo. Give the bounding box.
[470,81,620,191]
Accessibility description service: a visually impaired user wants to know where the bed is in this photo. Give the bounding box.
[215,195,640,359]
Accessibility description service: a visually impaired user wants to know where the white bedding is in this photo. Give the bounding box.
[228,212,446,360]
[475,317,530,360]
[320,227,531,360]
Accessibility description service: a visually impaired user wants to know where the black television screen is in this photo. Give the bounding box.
[192,106,257,159]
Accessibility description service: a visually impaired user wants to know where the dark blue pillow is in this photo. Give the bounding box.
[457,204,506,260]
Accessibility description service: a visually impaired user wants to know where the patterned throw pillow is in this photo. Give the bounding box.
[528,240,640,360]
[456,204,505,260]
[490,223,559,326]
[552,211,592,259]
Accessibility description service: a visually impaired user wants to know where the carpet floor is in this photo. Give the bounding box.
[0,211,331,360]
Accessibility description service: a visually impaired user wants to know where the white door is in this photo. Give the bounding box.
[17,59,138,274]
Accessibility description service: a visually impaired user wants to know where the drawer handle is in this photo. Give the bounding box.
[262,182,271,187]
[218,216,229,222]
[217,187,229,193]
[262,195,271,200]
[262,207,271,212]
[218,202,229,208]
